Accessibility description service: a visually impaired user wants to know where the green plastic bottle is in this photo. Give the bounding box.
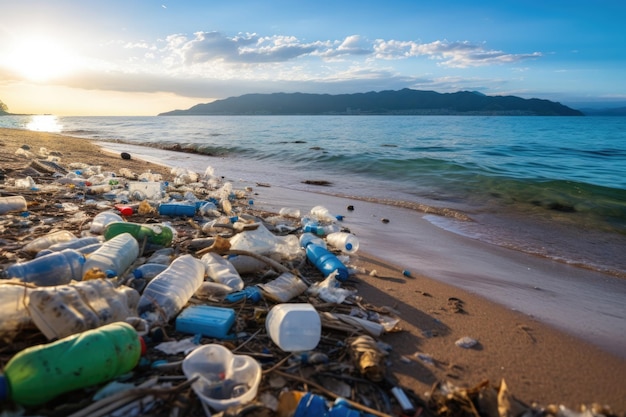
[103,221,175,247]
[0,322,143,406]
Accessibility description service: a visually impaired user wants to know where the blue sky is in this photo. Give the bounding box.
[1,0,624,115]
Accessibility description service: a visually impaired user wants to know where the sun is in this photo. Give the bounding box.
[6,36,77,82]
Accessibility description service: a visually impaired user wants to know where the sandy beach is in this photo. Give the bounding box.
[1,127,625,415]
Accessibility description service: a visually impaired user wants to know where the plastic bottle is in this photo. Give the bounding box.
[310,206,340,222]
[265,303,321,352]
[132,263,169,280]
[138,254,205,323]
[0,284,33,343]
[82,233,139,279]
[23,230,76,254]
[27,279,140,340]
[279,207,301,218]
[90,211,124,234]
[301,218,340,236]
[201,252,244,291]
[326,232,359,254]
[300,233,349,281]
[0,196,27,215]
[35,236,103,257]
[103,221,175,247]
[224,286,262,303]
[0,322,143,407]
[2,249,86,286]
[158,202,196,217]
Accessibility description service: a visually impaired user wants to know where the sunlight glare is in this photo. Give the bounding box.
[26,115,64,132]
[7,37,76,82]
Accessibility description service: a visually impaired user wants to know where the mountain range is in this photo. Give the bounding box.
[159,89,583,116]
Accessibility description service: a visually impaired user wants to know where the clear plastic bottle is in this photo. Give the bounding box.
[325,232,360,254]
[23,230,77,254]
[138,254,205,323]
[132,263,168,280]
[89,211,124,234]
[82,233,139,279]
[2,249,86,286]
[279,207,301,218]
[0,196,27,215]
[300,233,349,281]
[310,205,339,222]
[35,236,103,258]
[0,322,143,406]
[301,217,340,236]
[200,252,244,291]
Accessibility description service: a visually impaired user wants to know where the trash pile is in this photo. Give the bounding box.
[0,147,621,417]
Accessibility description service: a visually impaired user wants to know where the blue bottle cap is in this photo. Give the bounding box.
[105,269,117,278]
[345,243,353,251]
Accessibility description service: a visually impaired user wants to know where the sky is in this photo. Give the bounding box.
[1,0,625,116]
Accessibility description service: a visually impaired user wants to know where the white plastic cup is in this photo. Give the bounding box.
[326,232,360,254]
[265,303,321,352]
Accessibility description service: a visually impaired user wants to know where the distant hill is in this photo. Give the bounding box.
[580,107,626,116]
[159,89,583,116]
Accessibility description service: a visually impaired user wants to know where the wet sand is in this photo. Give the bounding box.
[1,127,625,413]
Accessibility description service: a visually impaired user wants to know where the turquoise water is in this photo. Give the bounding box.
[2,114,625,276]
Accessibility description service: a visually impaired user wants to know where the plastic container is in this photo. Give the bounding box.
[175,305,236,338]
[2,249,86,286]
[0,196,27,215]
[265,303,321,352]
[158,202,196,217]
[82,233,139,279]
[326,232,359,254]
[182,344,261,412]
[23,230,76,254]
[27,279,140,340]
[103,221,175,247]
[89,211,124,234]
[0,322,142,407]
[300,233,349,281]
[201,252,244,291]
[138,254,205,324]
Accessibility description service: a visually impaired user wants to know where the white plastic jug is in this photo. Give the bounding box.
[265,303,321,352]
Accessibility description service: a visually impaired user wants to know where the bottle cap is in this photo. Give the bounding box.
[345,243,353,251]
[0,375,8,402]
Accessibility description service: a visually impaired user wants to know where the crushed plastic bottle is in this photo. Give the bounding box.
[0,196,27,215]
[201,252,244,291]
[2,249,86,286]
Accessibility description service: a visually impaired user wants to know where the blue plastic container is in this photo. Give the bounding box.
[175,305,236,339]
[158,202,196,217]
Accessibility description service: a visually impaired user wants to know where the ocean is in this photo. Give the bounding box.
[2,114,626,356]
[3,114,624,277]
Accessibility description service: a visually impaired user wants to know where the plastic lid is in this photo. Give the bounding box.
[0,374,9,402]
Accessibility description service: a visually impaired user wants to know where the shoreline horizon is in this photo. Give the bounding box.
[1,127,625,413]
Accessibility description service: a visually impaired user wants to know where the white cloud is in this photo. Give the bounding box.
[373,39,541,67]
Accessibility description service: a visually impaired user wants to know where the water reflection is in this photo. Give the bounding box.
[26,115,63,132]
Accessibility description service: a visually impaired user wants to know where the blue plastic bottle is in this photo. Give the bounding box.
[158,202,196,217]
[1,249,85,286]
[300,233,349,281]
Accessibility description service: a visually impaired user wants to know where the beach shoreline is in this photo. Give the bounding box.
[1,127,625,413]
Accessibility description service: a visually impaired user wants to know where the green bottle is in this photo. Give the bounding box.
[0,322,143,406]
[103,221,175,247]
